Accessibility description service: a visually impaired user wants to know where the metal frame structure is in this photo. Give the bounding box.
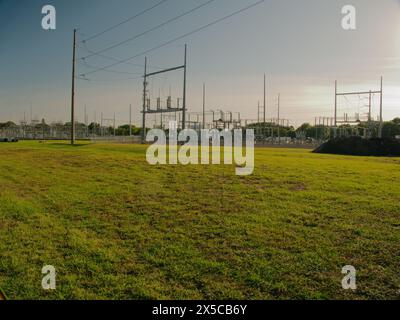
[100,113,116,137]
[141,45,187,143]
[211,110,241,130]
[158,110,242,131]
[335,77,383,137]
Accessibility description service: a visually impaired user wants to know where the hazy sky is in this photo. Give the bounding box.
[1,0,400,127]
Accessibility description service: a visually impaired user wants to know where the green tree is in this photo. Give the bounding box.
[382,120,400,138]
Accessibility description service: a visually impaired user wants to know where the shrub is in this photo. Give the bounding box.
[313,137,400,156]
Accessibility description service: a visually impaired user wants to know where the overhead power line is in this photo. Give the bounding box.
[82,0,170,43]
[79,59,142,75]
[81,0,217,60]
[84,0,265,76]
[80,41,164,71]
[76,76,141,82]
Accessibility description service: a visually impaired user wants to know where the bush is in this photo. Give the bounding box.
[313,137,400,156]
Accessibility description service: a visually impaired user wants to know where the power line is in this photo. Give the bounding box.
[81,0,170,43]
[79,41,148,76]
[81,41,162,70]
[81,0,217,60]
[79,59,142,75]
[76,76,141,82]
[84,0,265,76]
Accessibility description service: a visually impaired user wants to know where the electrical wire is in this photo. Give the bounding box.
[81,0,217,60]
[84,0,265,76]
[81,38,164,71]
[76,76,141,82]
[81,0,170,43]
[80,59,142,75]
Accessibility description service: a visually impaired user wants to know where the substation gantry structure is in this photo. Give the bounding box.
[334,77,383,138]
[141,45,187,143]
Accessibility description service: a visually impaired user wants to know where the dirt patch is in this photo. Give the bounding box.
[286,181,308,191]
[290,183,307,191]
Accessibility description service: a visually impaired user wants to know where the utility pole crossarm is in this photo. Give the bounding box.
[336,90,381,96]
[145,65,185,78]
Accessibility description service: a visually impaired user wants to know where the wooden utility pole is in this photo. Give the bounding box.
[182,44,187,130]
[263,74,266,124]
[379,76,383,138]
[129,104,132,136]
[113,113,116,136]
[334,80,337,138]
[101,112,103,137]
[141,57,147,143]
[277,93,281,145]
[202,83,206,130]
[84,104,88,138]
[334,80,337,126]
[42,118,45,142]
[368,90,372,122]
[71,29,77,145]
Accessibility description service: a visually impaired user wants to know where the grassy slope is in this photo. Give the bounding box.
[0,141,399,300]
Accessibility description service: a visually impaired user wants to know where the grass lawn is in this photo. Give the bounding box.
[0,141,399,300]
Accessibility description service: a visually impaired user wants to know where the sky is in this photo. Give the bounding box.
[0,0,400,127]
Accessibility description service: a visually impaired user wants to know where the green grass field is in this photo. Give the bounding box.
[0,141,399,300]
